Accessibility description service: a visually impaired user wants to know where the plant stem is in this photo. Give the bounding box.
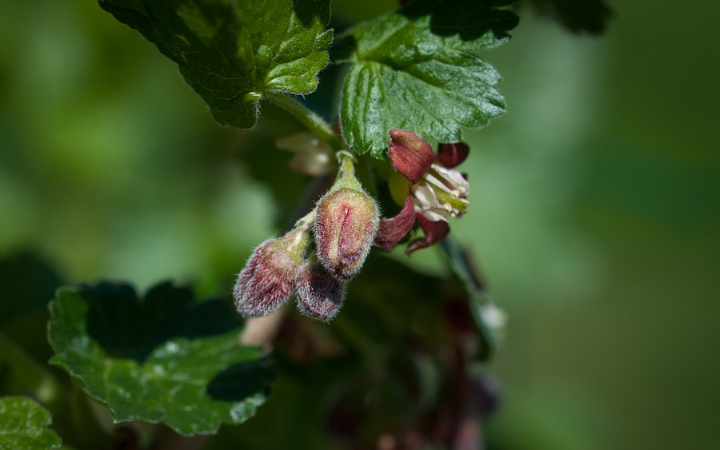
[0,331,68,413]
[264,91,343,149]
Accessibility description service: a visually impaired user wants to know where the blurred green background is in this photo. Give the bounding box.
[1,1,718,449]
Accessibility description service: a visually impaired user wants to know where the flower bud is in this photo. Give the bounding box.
[296,261,346,322]
[275,132,335,176]
[314,188,379,280]
[233,227,310,317]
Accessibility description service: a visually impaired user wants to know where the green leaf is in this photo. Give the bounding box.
[99,0,333,128]
[0,251,62,365]
[338,0,519,158]
[0,396,62,450]
[47,282,274,436]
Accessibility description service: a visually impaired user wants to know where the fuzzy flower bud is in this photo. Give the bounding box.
[315,188,379,281]
[233,227,310,317]
[296,261,346,322]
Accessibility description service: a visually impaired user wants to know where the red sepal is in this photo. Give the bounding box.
[373,198,416,250]
[406,214,450,254]
[437,142,469,168]
[388,129,436,183]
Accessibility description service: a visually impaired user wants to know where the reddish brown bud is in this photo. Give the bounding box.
[296,262,346,322]
[233,228,309,317]
[388,129,436,183]
[315,188,379,280]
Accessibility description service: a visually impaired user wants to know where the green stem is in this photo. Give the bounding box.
[329,150,362,191]
[439,238,497,361]
[0,331,68,412]
[264,92,343,149]
[68,381,111,450]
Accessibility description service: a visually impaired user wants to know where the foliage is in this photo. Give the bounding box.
[0,396,62,450]
[338,0,519,157]
[48,282,273,435]
[99,0,333,128]
[0,0,617,449]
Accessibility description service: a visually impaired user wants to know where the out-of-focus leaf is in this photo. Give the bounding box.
[525,0,612,34]
[440,238,499,361]
[99,0,333,128]
[0,251,61,327]
[203,360,334,450]
[0,251,62,364]
[0,396,62,450]
[338,0,518,158]
[48,282,274,435]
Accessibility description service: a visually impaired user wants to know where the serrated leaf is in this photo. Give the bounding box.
[47,282,274,436]
[0,396,62,450]
[339,0,519,158]
[99,0,333,128]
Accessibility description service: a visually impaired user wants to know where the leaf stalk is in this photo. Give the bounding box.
[264,92,343,150]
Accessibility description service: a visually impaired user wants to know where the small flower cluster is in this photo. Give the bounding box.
[375,129,470,254]
[234,151,379,321]
[235,130,471,322]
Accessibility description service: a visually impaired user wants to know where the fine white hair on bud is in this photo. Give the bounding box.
[314,188,379,281]
[233,227,310,317]
[296,262,346,322]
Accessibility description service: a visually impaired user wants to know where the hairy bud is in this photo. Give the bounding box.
[233,227,310,317]
[296,262,346,322]
[315,188,379,280]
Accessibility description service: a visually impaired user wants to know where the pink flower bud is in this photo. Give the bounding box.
[314,188,379,280]
[233,228,309,317]
[296,262,346,322]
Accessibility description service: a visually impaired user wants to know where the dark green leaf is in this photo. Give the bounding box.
[0,396,62,450]
[0,251,61,327]
[339,0,519,158]
[0,251,62,365]
[99,0,333,128]
[48,282,274,435]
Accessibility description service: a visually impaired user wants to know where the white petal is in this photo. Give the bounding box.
[432,164,469,196]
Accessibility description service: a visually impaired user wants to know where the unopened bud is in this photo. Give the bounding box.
[315,188,379,280]
[276,132,335,176]
[296,261,346,322]
[233,227,310,317]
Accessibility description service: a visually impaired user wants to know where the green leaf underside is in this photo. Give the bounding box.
[0,396,62,450]
[99,0,333,128]
[340,0,519,158]
[47,282,274,436]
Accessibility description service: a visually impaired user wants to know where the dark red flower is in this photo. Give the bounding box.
[375,130,469,254]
